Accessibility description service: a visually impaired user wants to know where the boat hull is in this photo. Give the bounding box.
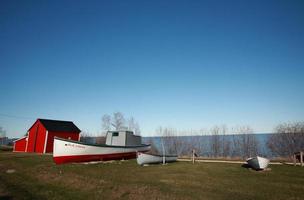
[246,156,270,170]
[53,137,151,164]
[137,152,177,165]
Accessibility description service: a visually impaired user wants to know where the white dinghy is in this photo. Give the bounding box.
[137,152,177,165]
[246,156,270,170]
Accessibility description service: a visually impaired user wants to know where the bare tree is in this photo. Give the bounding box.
[146,138,159,154]
[128,117,136,131]
[231,133,241,158]
[220,125,231,158]
[134,122,141,136]
[267,122,304,159]
[102,112,141,134]
[112,112,126,130]
[197,129,207,157]
[128,117,141,135]
[155,128,206,157]
[169,128,183,154]
[80,131,94,144]
[184,135,203,157]
[209,125,231,158]
[233,126,259,159]
[0,126,6,145]
[102,114,111,131]
[156,127,183,156]
[156,126,164,154]
[0,126,6,138]
[210,126,221,158]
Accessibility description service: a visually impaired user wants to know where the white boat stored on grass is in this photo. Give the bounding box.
[53,131,151,164]
[246,156,270,170]
[137,152,177,165]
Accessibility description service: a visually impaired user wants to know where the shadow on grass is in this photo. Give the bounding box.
[241,163,251,169]
[0,195,13,200]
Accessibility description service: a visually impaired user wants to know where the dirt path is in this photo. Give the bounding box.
[177,158,288,165]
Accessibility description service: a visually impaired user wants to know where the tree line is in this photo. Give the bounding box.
[150,122,304,160]
[79,112,304,159]
[0,126,6,138]
[267,122,304,159]
[152,125,260,159]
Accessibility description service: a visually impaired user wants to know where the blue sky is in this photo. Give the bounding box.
[1,0,304,137]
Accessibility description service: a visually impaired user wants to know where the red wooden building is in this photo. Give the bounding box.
[13,136,27,152]
[13,119,81,153]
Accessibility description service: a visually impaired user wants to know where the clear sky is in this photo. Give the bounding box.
[1,0,304,137]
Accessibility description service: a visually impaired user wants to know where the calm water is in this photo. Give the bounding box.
[143,133,274,157]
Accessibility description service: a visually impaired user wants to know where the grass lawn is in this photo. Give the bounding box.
[0,151,303,200]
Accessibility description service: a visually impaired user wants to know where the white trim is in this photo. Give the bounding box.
[25,131,29,152]
[13,136,27,143]
[78,133,80,141]
[13,142,16,152]
[43,130,48,154]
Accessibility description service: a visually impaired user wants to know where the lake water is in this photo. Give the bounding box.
[143,133,275,157]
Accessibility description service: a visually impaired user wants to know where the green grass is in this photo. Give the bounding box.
[0,152,303,200]
[0,145,13,151]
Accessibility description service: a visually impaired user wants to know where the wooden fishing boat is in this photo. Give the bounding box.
[136,152,177,165]
[53,131,151,164]
[246,156,270,170]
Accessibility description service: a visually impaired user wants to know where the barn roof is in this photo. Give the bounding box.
[38,119,81,133]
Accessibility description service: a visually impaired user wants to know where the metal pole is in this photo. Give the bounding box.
[192,149,195,164]
[161,137,165,165]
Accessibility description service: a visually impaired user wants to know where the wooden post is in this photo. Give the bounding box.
[161,138,165,165]
[293,154,296,166]
[301,151,303,167]
[192,149,195,164]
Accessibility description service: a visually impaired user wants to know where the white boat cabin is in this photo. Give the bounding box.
[105,131,141,146]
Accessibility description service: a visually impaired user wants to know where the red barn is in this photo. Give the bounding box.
[13,137,27,152]
[13,119,81,153]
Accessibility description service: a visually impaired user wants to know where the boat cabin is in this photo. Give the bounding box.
[105,131,141,146]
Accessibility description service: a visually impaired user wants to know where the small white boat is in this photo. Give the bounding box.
[137,152,177,165]
[246,156,270,170]
[53,131,150,164]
